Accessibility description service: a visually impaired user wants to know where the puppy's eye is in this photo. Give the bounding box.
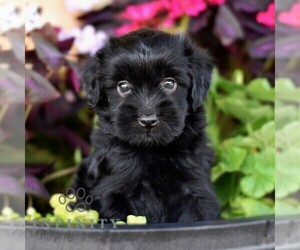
[117,81,132,97]
[161,78,177,93]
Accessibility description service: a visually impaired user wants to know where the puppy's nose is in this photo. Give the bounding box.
[138,114,159,128]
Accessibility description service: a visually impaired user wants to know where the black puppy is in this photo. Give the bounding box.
[74,29,219,223]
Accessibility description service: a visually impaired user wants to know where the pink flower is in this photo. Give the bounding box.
[161,17,175,27]
[278,1,300,28]
[162,0,207,19]
[121,1,164,22]
[256,3,275,28]
[206,0,226,5]
[115,0,226,35]
[115,22,142,36]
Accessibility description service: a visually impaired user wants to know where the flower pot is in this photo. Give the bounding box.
[22,217,277,250]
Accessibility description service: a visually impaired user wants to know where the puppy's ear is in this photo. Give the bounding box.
[185,40,213,111]
[81,53,105,109]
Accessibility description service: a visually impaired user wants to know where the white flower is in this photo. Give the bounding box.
[25,3,44,33]
[58,25,108,55]
[58,27,81,41]
[0,3,23,34]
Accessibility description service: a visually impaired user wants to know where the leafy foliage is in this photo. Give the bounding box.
[275,79,300,216]
[207,70,275,218]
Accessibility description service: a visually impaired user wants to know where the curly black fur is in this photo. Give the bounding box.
[73,29,220,223]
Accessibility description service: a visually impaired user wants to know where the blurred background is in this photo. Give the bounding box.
[1,0,299,222]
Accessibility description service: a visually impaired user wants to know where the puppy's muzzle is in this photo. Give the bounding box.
[138,114,159,129]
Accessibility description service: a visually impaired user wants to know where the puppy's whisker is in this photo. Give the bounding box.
[185,121,198,135]
[176,136,184,147]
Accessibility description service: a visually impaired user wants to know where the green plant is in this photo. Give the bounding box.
[207,69,275,218]
[275,79,300,216]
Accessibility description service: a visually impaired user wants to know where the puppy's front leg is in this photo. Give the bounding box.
[127,181,165,223]
[168,185,220,222]
[179,196,219,222]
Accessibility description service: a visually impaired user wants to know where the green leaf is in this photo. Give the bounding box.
[276,149,300,198]
[216,97,247,123]
[276,78,300,103]
[240,154,256,174]
[232,69,244,85]
[74,148,82,165]
[222,197,274,218]
[210,69,220,94]
[276,199,300,217]
[246,78,274,102]
[221,207,245,219]
[248,121,275,149]
[93,115,99,129]
[213,173,232,206]
[212,146,247,182]
[276,78,295,92]
[216,96,273,124]
[211,69,242,94]
[239,198,274,217]
[275,105,298,130]
[248,106,274,124]
[211,164,226,182]
[206,124,220,148]
[219,146,247,172]
[224,136,258,149]
[240,149,274,198]
[240,175,274,198]
[26,145,56,164]
[276,121,300,151]
[224,121,275,150]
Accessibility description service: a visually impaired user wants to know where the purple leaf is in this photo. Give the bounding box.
[25,68,60,104]
[231,0,270,13]
[37,23,59,45]
[189,10,211,33]
[214,5,245,46]
[70,70,80,92]
[0,166,23,176]
[58,126,90,155]
[0,129,4,141]
[0,68,24,104]
[237,13,273,36]
[6,28,25,63]
[67,62,81,92]
[31,32,65,70]
[276,23,298,36]
[26,126,90,156]
[25,50,49,75]
[57,37,75,53]
[276,0,296,12]
[248,35,275,58]
[26,98,83,127]
[275,35,300,58]
[0,175,24,197]
[25,174,50,199]
[78,8,116,25]
[25,164,54,177]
